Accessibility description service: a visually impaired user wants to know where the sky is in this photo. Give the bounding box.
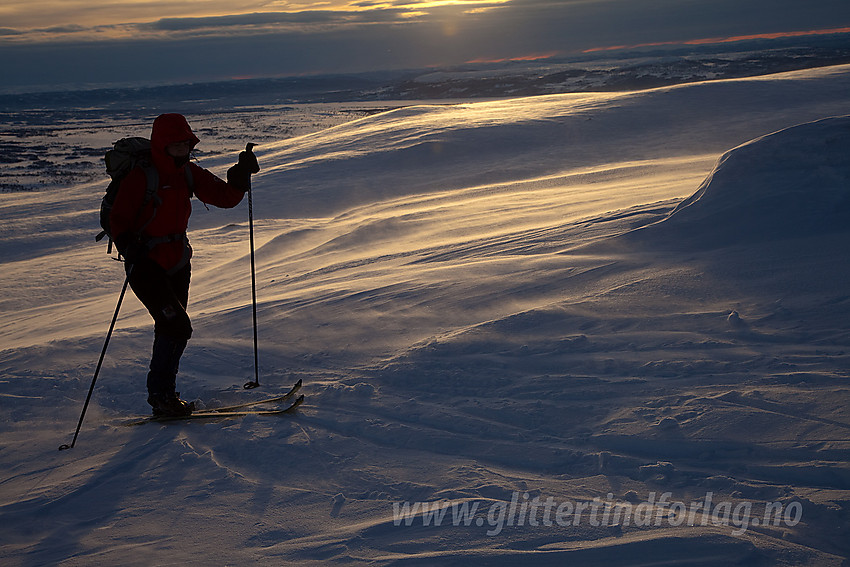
[1,0,850,92]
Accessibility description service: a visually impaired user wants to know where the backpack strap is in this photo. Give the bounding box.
[134,165,194,269]
[184,164,195,197]
[143,233,191,274]
[137,164,161,232]
[143,164,159,199]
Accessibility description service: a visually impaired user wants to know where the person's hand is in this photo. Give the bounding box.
[239,143,260,174]
[227,143,259,191]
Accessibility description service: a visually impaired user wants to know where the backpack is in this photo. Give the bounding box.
[96,137,159,255]
[96,137,194,256]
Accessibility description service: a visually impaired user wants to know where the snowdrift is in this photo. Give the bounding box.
[636,115,850,248]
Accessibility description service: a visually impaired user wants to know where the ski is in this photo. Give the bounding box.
[122,394,304,426]
[193,379,302,414]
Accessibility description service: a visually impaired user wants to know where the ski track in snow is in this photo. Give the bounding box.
[1,65,850,565]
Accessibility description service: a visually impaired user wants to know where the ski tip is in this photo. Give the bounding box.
[284,394,305,413]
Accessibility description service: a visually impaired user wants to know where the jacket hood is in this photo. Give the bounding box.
[150,113,200,175]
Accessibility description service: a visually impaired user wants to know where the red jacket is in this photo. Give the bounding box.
[110,113,246,272]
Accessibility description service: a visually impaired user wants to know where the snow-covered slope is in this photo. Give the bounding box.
[640,115,850,247]
[235,64,850,219]
[1,66,849,566]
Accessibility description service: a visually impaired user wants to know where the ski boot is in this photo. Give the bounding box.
[148,391,195,417]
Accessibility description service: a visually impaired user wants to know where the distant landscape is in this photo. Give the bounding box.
[3,37,849,194]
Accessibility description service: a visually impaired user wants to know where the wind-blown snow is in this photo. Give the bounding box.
[1,65,849,566]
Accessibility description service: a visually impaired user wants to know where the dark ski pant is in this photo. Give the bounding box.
[126,259,193,396]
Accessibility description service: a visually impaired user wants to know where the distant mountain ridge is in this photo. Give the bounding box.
[2,39,850,110]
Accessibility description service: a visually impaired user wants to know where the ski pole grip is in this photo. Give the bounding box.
[243,143,259,174]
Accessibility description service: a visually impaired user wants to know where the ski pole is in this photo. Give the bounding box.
[59,267,132,450]
[243,143,260,390]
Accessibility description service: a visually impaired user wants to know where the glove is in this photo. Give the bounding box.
[227,143,259,192]
[239,143,260,174]
[115,233,148,265]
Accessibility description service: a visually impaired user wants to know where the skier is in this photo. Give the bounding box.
[110,113,259,416]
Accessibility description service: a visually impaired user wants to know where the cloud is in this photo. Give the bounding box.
[0,1,512,43]
[583,26,850,53]
[4,0,846,48]
[34,25,89,35]
[1,0,849,91]
[144,11,355,33]
[0,11,370,44]
[465,51,560,64]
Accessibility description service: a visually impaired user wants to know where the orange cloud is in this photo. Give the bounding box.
[583,26,850,53]
[465,51,561,64]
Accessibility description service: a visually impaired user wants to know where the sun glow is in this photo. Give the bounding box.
[264,0,510,14]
